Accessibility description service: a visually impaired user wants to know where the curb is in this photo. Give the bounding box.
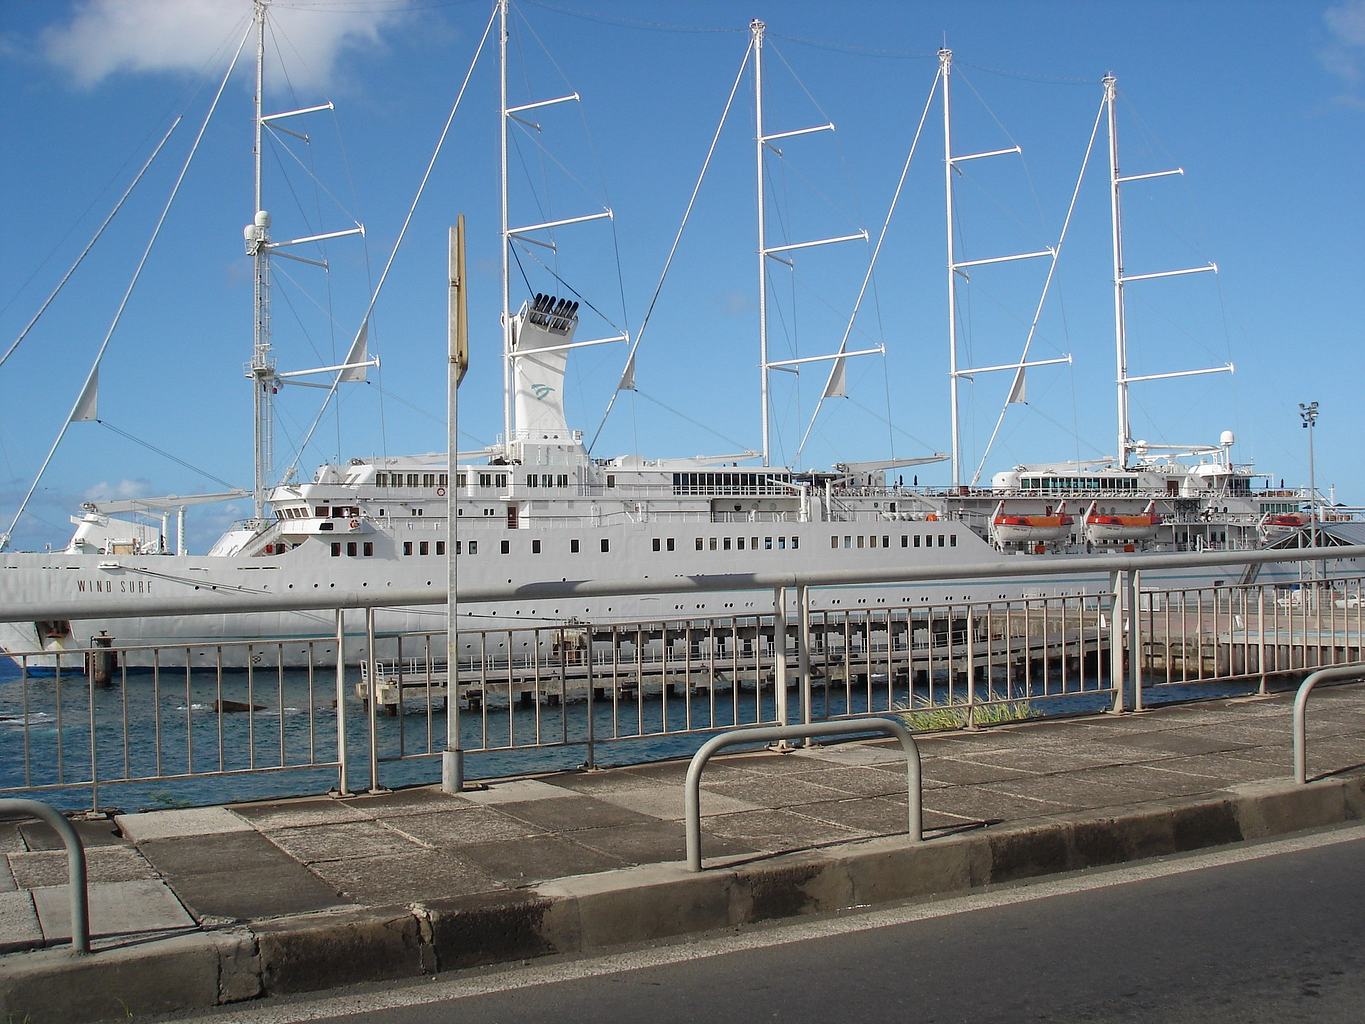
[3,774,1363,1022]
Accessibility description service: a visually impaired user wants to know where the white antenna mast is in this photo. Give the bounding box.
[248,0,272,521]
[1104,73,1226,469]
[942,47,1057,489]
[753,20,865,467]
[243,1,365,514]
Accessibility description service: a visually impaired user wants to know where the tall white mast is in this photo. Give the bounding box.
[498,0,513,450]
[752,19,770,467]
[940,48,959,488]
[247,0,274,520]
[751,20,857,468]
[1104,72,1224,470]
[1104,73,1130,470]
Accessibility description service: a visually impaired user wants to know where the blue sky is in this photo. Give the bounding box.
[1,0,1362,552]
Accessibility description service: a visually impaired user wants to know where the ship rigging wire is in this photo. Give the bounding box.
[281,1,497,486]
[96,422,239,492]
[588,37,755,455]
[1,20,254,553]
[0,118,181,372]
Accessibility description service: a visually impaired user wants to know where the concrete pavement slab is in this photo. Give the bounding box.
[1068,763,1229,798]
[917,756,1038,787]
[925,784,1068,825]
[946,747,1137,775]
[601,759,753,784]
[232,798,373,829]
[339,787,475,817]
[710,751,875,776]
[166,862,353,922]
[0,825,25,855]
[701,774,852,809]
[593,784,762,821]
[701,807,868,854]
[494,795,658,833]
[540,770,674,791]
[386,807,544,846]
[1112,727,1255,757]
[307,849,504,904]
[138,831,351,922]
[1138,752,1286,784]
[451,778,579,804]
[792,796,920,836]
[788,743,907,766]
[262,820,425,863]
[19,817,125,851]
[114,806,253,842]
[454,834,630,887]
[793,765,923,798]
[978,773,1143,811]
[33,878,193,943]
[138,829,305,875]
[568,818,759,865]
[8,845,154,889]
[0,859,13,893]
[0,891,39,952]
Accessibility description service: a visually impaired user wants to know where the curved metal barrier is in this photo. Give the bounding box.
[1293,664,1365,785]
[684,718,923,872]
[0,798,90,953]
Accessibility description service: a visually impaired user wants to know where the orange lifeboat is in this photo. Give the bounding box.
[1259,511,1310,542]
[992,501,1073,543]
[1085,500,1161,543]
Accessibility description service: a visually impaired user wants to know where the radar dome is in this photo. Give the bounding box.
[1220,430,1236,447]
[254,210,271,229]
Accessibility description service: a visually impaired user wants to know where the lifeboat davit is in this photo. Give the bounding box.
[992,501,1073,543]
[1260,511,1310,542]
[1085,501,1161,543]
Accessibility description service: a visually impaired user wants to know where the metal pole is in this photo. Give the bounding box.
[1109,570,1125,713]
[752,18,770,467]
[965,604,977,729]
[1293,663,1365,784]
[364,607,383,792]
[498,0,513,449]
[1257,586,1268,695]
[684,719,923,871]
[585,647,597,770]
[1129,569,1144,711]
[1301,402,1318,585]
[0,799,89,953]
[443,218,466,794]
[1104,73,1129,471]
[334,609,350,795]
[798,584,813,740]
[773,586,789,741]
[940,47,960,488]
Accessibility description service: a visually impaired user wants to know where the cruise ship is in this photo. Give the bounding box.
[1,4,1353,669]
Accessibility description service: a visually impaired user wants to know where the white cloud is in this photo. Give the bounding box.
[1322,0,1365,98]
[84,478,153,500]
[41,0,410,92]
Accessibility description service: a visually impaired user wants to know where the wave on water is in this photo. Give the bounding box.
[0,711,55,726]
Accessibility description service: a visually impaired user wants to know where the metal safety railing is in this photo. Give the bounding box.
[0,798,89,953]
[1292,663,1365,784]
[684,718,922,871]
[2,553,1363,811]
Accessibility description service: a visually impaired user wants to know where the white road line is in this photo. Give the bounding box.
[188,823,1365,1023]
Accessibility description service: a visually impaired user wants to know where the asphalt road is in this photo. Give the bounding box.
[179,824,1365,1024]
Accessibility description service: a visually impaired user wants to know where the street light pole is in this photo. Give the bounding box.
[1299,401,1319,584]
